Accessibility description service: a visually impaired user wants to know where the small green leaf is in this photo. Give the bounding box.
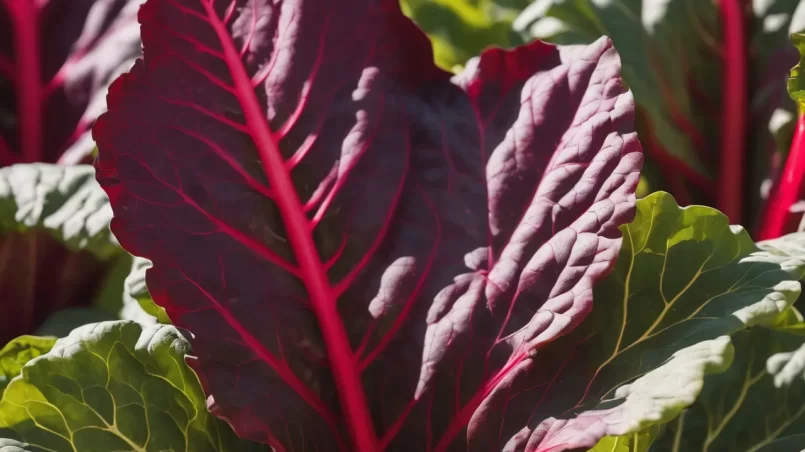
[790,33,805,113]
[123,256,168,324]
[589,424,664,452]
[0,321,267,452]
[0,336,55,395]
[650,327,805,451]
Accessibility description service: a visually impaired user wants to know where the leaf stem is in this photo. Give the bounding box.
[717,0,747,223]
[200,2,378,451]
[4,0,41,163]
[758,114,805,239]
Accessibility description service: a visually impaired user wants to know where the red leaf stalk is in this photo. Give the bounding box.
[717,0,747,223]
[4,0,41,163]
[758,115,805,240]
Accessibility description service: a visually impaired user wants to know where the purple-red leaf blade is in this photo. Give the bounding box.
[93,0,642,450]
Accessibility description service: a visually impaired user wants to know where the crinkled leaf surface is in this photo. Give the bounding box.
[502,192,803,451]
[0,321,268,452]
[122,256,163,324]
[0,439,28,452]
[0,336,54,396]
[0,0,143,165]
[93,0,643,450]
[0,164,130,343]
[649,326,805,452]
[587,424,663,451]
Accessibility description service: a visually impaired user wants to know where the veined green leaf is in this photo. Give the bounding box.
[525,192,804,447]
[649,327,805,451]
[0,321,266,452]
[0,336,55,396]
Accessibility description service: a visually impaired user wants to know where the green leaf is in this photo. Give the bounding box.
[402,0,523,71]
[758,231,805,261]
[588,424,664,452]
[0,164,119,259]
[0,337,55,396]
[0,439,30,451]
[790,32,805,113]
[649,326,805,451]
[527,192,804,447]
[0,321,266,452]
[123,256,167,324]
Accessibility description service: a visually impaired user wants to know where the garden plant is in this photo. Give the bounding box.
[4,0,805,451]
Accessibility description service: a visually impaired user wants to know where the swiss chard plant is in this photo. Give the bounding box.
[4,0,805,451]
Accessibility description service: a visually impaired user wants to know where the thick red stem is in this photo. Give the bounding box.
[758,115,805,240]
[4,0,41,163]
[717,0,747,223]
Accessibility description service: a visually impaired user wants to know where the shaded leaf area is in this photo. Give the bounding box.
[34,307,118,338]
[0,163,131,344]
[0,336,54,396]
[514,0,805,226]
[0,0,143,165]
[747,0,804,225]
[514,0,720,180]
[512,192,804,450]
[93,0,643,450]
[649,326,805,452]
[401,0,527,71]
[0,321,269,452]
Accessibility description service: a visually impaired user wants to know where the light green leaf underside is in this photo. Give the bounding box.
[0,163,158,323]
[401,0,526,71]
[0,438,29,451]
[0,337,55,396]
[0,164,119,260]
[124,257,165,324]
[0,321,266,452]
[533,192,804,448]
[648,326,805,451]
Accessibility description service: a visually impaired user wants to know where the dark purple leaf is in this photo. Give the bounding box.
[93,1,642,450]
[0,0,143,165]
